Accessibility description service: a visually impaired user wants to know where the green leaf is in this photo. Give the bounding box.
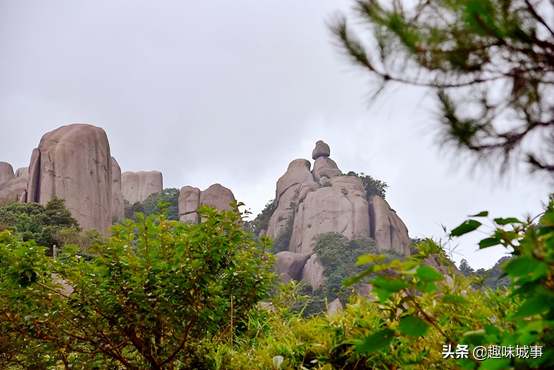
[509,294,552,319]
[356,254,378,265]
[415,266,443,281]
[469,211,488,217]
[478,237,501,249]
[451,220,481,236]
[443,294,469,305]
[503,256,549,280]
[398,316,430,337]
[355,329,395,354]
[372,276,409,292]
[493,217,522,225]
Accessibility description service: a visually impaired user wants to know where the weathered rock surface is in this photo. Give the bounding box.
[275,251,311,281]
[267,159,316,238]
[199,183,235,211]
[121,171,163,204]
[178,186,201,223]
[177,184,235,224]
[301,254,324,291]
[312,156,342,182]
[328,298,343,316]
[0,176,28,202]
[0,162,15,190]
[368,195,411,256]
[290,176,370,254]
[111,157,124,219]
[312,140,331,160]
[15,167,29,178]
[26,124,112,234]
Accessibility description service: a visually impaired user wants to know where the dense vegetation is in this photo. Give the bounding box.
[122,188,180,222]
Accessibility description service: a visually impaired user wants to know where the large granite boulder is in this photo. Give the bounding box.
[178,186,201,223]
[27,124,112,234]
[368,195,411,256]
[0,169,29,202]
[111,157,124,219]
[301,254,324,291]
[121,171,163,204]
[274,251,311,281]
[0,162,15,190]
[177,184,236,224]
[328,298,343,316]
[312,140,331,160]
[15,167,29,178]
[312,156,342,182]
[199,183,235,211]
[267,159,315,238]
[290,176,370,254]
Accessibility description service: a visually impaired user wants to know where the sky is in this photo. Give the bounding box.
[1,1,552,270]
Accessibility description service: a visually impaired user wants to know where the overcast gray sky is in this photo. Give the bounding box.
[1,1,551,270]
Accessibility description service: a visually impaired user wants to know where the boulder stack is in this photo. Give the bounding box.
[178,183,235,224]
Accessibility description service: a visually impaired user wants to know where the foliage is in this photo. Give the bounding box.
[124,188,180,222]
[142,188,180,221]
[346,171,389,200]
[248,199,275,237]
[0,197,80,254]
[474,255,513,290]
[332,0,554,175]
[342,197,554,369]
[0,204,275,370]
[302,233,405,316]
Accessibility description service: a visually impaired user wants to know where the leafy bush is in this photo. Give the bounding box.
[0,204,275,369]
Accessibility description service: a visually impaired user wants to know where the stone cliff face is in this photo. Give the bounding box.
[269,140,412,291]
[0,162,28,202]
[121,171,163,204]
[26,124,113,234]
[111,157,124,219]
[178,183,235,224]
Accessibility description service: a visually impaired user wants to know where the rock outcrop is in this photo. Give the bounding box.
[312,156,342,182]
[328,298,343,316]
[178,186,201,223]
[111,157,124,219]
[301,254,324,291]
[121,171,163,204]
[26,124,112,234]
[0,173,28,202]
[290,176,370,254]
[275,251,311,281]
[178,183,235,224]
[15,167,29,178]
[267,159,315,238]
[368,195,411,256]
[0,162,15,190]
[312,140,331,160]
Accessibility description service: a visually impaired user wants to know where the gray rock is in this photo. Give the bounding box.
[111,157,124,219]
[290,176,370,254]
[312,140,331,160]
[327,298,343,316]
[0,176,28,202]
[275,251,311,280]
[368,195,411,256]
[301,254,324,291]
[121,171,163,204]
[199,183,235,211]
[267,159,315,239]
[27,124,112,234]
[178,186,201,224]
[15,167,29,178]
[312,156,342,182]
[0,162,15,190]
